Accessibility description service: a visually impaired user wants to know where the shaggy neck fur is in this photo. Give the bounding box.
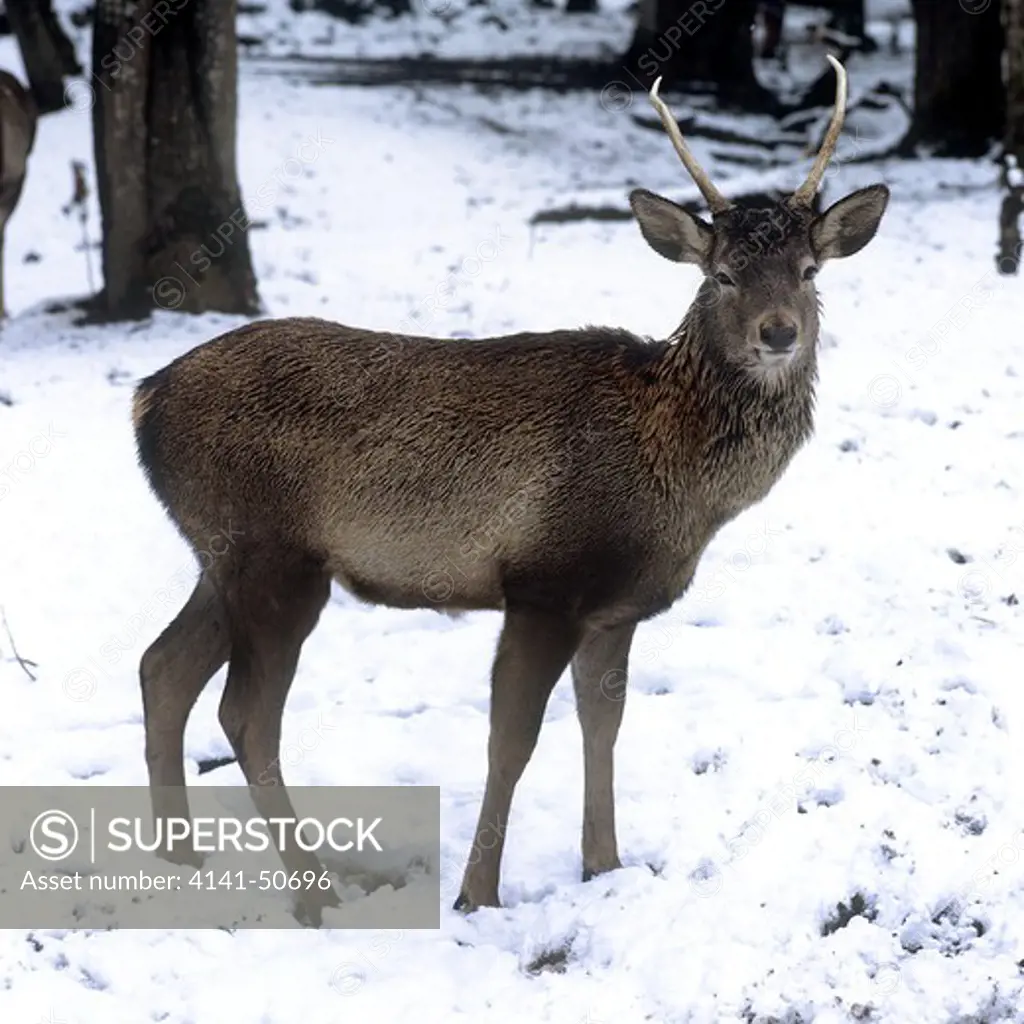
[639,298,818,502]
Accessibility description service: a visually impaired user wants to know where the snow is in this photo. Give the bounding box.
[237,0,635,60]
[3,0,1024,1021]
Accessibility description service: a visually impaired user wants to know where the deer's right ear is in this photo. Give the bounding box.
[629,189,713,266]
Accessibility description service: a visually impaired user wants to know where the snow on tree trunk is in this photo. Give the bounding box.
[91,0,260,320]
[1000,0,1024,274]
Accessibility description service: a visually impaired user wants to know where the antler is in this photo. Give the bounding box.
[647,76,733,216]
[790,54,848,207]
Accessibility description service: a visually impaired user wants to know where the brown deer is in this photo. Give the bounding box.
[132,56,888,925]
[0,69,35,319]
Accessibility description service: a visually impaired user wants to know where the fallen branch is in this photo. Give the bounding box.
[631,111,797,151]
[530,188,810,227]
[0,606,37,681]
[531,204,638,226]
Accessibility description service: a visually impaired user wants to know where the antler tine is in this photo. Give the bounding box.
[648,76,733,216]
[791,54,848,206]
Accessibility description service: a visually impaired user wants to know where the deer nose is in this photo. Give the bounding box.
[759,321,798,351]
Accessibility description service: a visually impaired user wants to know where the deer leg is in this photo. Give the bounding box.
[455,606,579,912]
[572,621,636,881]
[216,554,334,925]
[140,573,230,864]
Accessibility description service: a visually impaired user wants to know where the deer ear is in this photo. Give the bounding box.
[629,189,713,265]
[811,184,889,261]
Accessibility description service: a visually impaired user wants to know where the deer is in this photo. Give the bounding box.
[131,55,888,926]
[0,69,36,319]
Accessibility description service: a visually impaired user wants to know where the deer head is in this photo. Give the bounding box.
[629,55,889,381]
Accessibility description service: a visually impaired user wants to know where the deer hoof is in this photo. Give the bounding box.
[158,846,205,870]
[581,857,622,883]
[453,888,500,913]
[293,887,341,928]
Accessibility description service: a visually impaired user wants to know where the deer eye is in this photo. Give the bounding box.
[802,264,819,281]
[714,270,736,287]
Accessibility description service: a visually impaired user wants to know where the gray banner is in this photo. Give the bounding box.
[0,786,440,929]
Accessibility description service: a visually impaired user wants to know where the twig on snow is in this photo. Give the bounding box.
[0,605,37,681]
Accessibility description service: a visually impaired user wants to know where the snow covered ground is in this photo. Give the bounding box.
[4,2,1024,1021]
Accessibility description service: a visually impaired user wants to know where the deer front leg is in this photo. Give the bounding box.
[454,606,578,912]
[571,620,636,881]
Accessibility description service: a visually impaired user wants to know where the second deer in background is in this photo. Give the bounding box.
[0,69,36,319]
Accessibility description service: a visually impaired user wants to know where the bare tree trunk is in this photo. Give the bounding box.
[758,0,784,59]
[6,0,82,114]
[1000,0,1024,274]
[621,0,767,108]
[905,0,1004,157]
[566,0,599,12]
[91,0,260,320]
[828,0,865,39]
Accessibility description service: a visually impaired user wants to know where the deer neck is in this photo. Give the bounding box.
[643,307,818,517]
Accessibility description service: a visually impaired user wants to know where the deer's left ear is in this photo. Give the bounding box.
[811,184,889,261]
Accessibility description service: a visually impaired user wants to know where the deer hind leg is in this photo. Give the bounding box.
[0,176,28,321]
[216,551,333,924]
[140,572,230,863]
[455,606,579,912]
[571,621,636,881]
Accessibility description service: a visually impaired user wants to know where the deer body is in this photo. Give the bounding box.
[134,57,888,923]
[135,318,814,625]
[0,70,36,318]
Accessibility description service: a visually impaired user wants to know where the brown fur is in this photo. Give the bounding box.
[133,182,888,923]
[0,70,35,318]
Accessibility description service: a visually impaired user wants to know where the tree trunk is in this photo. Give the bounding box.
[376,0,413,15]
[999,0,1024,274]
[566,0,598,12]
[758,0,784,59]
[6,0,82,114]
[906,0,1004,158]
[91,0,260,320]
[621,0,765,107]
[828,0,865,38]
